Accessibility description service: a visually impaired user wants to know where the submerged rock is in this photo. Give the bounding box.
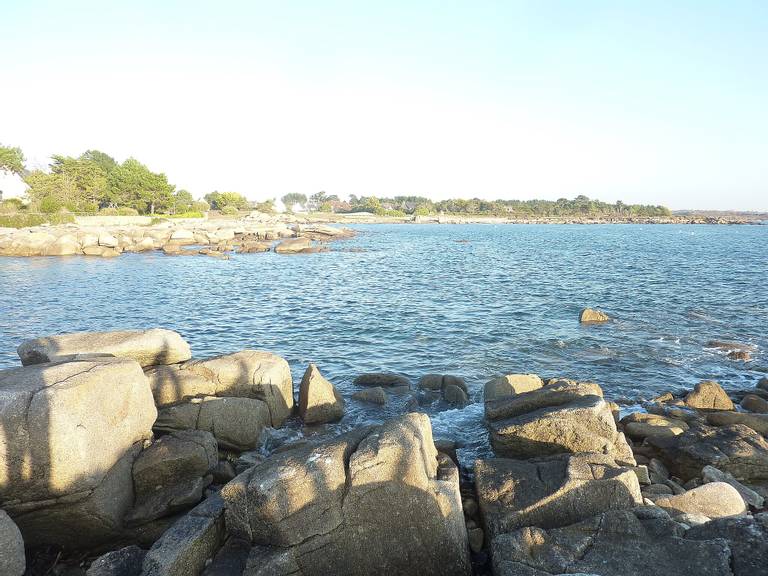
[351,386,387,405]
[298,363,345,424]
[476,453,642,539]
[17,328,191,367]
[223,413,471,576]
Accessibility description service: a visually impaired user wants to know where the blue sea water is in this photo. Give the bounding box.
[1,224,766,460]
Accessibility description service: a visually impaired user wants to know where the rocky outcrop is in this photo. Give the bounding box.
[684,380,735,411]
[146,350,294,427]
[651,482,747,520]
[0,357,156,547]
[126,431,218,526]
[647,423,768,483]
[0,510,25,576]
[579,308,610,323]
[298,364,345,424]
[222,413,471,576]
[483,374,543,402]
[154,396,272,452]
[491,508,733,576]
[476,453,642,539]
[485,380,634,464]
[17,328,191,367]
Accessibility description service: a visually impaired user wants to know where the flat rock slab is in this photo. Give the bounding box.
[17,328,191,367]
[491,508,733,576]
[476,453,642,539]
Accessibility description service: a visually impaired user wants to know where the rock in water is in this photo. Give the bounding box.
[17,328,191,367]
[652,482,747,520]
[0,510,25,576]
[476,453,642,539]
[298,363,345,424]
[579,308,610,323]
[353,372,411,387]
[274,237,312,254]
[491,508,733,576]
[684,380,735,411]
[222,413,471,576]
[483,373,543,402]
[351,387,387,405]
[0,358,156,547]
[485,379,635,465]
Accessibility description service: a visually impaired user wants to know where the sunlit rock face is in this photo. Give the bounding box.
[222,413,471,576]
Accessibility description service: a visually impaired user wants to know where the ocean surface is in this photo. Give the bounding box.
[1,224,766,463]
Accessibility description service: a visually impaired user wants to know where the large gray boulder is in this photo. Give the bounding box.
[483,374,543,403]
[154,396,272,452]
[486,380,634,464]
[621,411,689,440]
[298,364,344,424]
[0,358,156,547]
[685,380,735,411]
[491,508,732,576]
[17,328,191,367]
[476,453,642,539]
[0,510,25,576]
[126,431,218,525]
[223,413,471,576]
[647,423,768,483]
[148,351,293,427]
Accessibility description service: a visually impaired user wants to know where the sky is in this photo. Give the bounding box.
[1,1,766,210]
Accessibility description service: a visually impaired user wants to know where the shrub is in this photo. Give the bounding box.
[40,196,63,214]
[0,212,75,228]
[220,205,240,216]
[117,207,140,216]
[191,200,210,213]
[99,207,119,216]
[168,211,204,219]
[149,217,168,225]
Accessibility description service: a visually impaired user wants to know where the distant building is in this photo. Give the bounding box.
[0,173,27,202]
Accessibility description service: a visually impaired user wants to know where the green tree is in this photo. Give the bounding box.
[281,193,308,211]
[80,150,117,176]
[107,158,174,214]
[0,144,25,175]
[171,189,194,214]
[25,155,108,212]
[204,191,248,210]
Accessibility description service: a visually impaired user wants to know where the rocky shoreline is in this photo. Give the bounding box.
[1,328,767,575]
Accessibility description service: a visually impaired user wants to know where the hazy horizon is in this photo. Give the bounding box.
[2,1,766,211]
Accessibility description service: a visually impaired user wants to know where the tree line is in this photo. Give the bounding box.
[2,144,671,218]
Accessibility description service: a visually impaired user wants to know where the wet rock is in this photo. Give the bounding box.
[126,430,218,525]
[0,358,156,547]
[154,396,272,452]
[17,328,191,367]
[707,410,768,435]
[742,394,768,413]
[476,453,642,539]
[0,510,25,576]
[647,424,768,483]
[491,508,732,576]
[653,482,747,520]
[86,545,146,576]
[485,380,634,464]
[706,340,755,353]
[142,495,225,576]
[579,307,610,323]
[728,350,752,361]
[298,363,345,424]
[351,386,387,405]
[702,465,765,508]
[224,413,471,576]
[353,372,411,388]
[418,374,467,404]
[444,382,469,405]
[483,374,543,402]
[684,380,735,411]
[686,514,768,576]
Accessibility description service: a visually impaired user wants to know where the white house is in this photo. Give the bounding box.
[0,172,27,202]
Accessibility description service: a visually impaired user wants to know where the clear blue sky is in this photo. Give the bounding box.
[1,1,766,210]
